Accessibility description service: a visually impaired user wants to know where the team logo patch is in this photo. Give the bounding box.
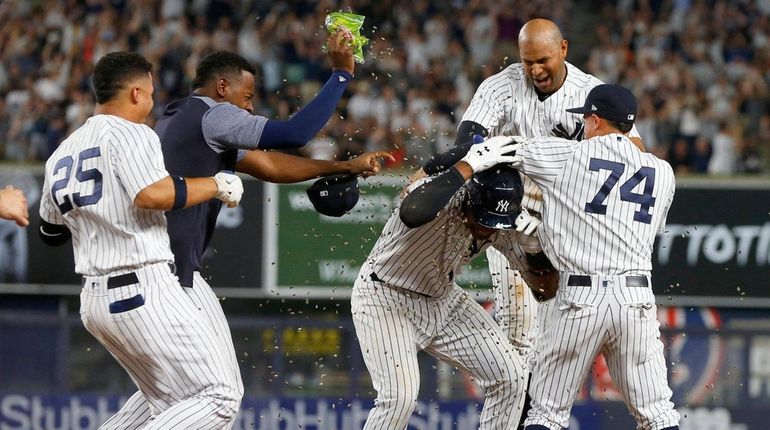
[627,114,635,121]
[496,200,510,212]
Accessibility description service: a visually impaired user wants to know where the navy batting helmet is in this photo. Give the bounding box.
[465,164,524,230]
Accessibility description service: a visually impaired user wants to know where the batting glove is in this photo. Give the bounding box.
[213,172,244,208]
[460,136,520,173]
[515,208,542,236]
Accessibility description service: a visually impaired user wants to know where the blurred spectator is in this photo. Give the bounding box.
[0,0,765,177]
[709,122,738,175]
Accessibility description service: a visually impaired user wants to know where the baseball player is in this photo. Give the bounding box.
[353,136,559,429]
[415,19,647,424]
[85,31,393,427]
[38,52,245,429]
[0,186,29,226]
[508,84,680,430]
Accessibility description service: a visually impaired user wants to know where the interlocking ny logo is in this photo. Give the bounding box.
[496,200,510,212]
[552,121,585,141]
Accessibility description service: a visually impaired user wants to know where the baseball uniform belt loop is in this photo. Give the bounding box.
[567,275,648,288]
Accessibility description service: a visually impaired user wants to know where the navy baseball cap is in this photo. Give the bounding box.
[306,174,360,217]
[566,84,637,124]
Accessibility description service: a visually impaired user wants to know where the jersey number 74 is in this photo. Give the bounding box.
[584,157,656,224]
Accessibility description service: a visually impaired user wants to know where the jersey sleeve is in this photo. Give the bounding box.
[113,126,170,201]
[655,163,676,234]
[39,171,64,225]
[202,103,268,152]
[461,75,507,133]
[514,137,580,187]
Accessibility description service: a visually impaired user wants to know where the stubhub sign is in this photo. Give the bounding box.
[0,394,758,429]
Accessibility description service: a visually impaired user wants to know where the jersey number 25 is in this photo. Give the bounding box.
[50,147,103,215]
[584,158,656,224]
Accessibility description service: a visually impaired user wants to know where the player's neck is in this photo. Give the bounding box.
[593,127,629,139]
[193,87,224,103]
[94,103,146,124]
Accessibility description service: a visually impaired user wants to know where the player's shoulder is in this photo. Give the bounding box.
[478,63,526,91]
[99,114,159,143]
[564,62,604,91]
[642,151,675,175]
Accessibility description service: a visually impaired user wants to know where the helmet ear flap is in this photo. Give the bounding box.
[465,164,524,230]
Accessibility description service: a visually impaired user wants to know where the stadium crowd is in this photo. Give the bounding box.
[0,0,767,175]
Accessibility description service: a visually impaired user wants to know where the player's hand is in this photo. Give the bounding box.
[0,186,29,227]
[213,172,244,208]
[515,208,541,236]
[346,151,395,178]
[460,136,520,173]
[327,29,355,76]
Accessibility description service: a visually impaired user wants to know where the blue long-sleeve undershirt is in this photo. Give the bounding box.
[259,70,353,149]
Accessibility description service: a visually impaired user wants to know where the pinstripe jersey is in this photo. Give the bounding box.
[40,114,174,276]
[462,62,600,142]
[364,179,530,297]
[461,62,640,214]
[514,133,676,274]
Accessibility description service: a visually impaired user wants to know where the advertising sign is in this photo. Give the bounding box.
[266,179,770,305]
[263,177,493,298]
[0,394,757,430]
[653,186,770,304]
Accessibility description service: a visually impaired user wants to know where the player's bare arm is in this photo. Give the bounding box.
[235,149,393,183]
[0,186,29,227]
[134,173,243,210]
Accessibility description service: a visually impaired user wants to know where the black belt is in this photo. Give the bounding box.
[369,272,433,298]
[567,275,648,288]
[107,272,139,289]
[84,263,176,289]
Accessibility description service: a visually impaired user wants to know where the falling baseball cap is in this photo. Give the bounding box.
[566,84,638,124]
[306,174,360,217]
